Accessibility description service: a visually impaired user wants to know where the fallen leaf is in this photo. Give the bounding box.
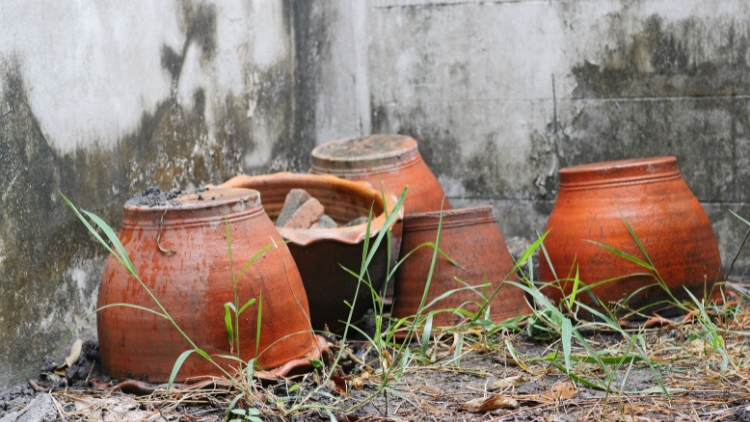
[686,339,711,356]
[352,372,371,389]
[327,375,347,395]
[460,394,519,413]
[541,381,576,401]
[489,375,527,391]
[55,339,83,375]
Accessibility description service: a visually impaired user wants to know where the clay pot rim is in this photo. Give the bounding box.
[311,134,420,172]
[122,189,267,229]
[215,172,404,246]
[559,156,680,189]
[124,188,261,212]
[402,205,495,232]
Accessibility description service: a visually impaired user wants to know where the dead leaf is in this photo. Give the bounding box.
[352,372,370,389]
[686,339,711,357]
[70,396,165,421]
[489,375,527,391]
[541,381,576,401]
[327,375,347,395]
[460,394,519,413]
[55,339,83,375]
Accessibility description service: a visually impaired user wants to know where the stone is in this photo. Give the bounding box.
[276,189,314,227]
[281,198,325,229]
[311,215,338,229]
[345,216,369,227]
[0,394,58,422]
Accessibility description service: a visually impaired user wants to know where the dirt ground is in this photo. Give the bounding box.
[3,303,750,422]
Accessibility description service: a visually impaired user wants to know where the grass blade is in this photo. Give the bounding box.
[586,240,654,270]
[561,317,573,372]
[419,314,433,359]
[224,303,234,350]
[167,349,195,393]
[256,291,263,357]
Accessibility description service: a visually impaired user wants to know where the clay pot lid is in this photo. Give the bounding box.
[403,205,496,232]
[559,156,680,187]
[311,134,420,172]
[124,187,261,212]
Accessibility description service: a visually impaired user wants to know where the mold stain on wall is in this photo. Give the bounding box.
[565,13,750,203]
[0,0,304,387]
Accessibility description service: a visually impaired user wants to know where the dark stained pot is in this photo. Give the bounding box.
[216,173,402,333]
[98,188,322,382]
[310,134,450,215]
[540,157,724,316]
[392,206,529,329]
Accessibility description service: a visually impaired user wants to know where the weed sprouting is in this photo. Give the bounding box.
[62,186,750,418]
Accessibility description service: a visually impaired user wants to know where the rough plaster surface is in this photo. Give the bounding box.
[4,0,750,390]
[360,0,750,273]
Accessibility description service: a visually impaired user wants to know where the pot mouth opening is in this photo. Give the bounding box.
[402,205,496,232]
[215,173,403,246]
[311,134,420,172]
[559,156,681,188]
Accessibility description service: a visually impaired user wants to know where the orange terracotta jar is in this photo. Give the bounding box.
[392,206,529,329]
[98,188,322,382]
[216,173,402,332]
[540,157,723,316]
[310,134,449,215]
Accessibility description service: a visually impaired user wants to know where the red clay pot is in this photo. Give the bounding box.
[392,206,529,329]
[216,173,402,332]
[540,157,723,316]
[310,134,450,215]
[98,188,322,382]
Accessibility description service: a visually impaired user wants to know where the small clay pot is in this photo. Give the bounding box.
[216,173,402,332]
[392,206,529,329]
[540,157,723,316]
[310,134,450,215]
[98,189,322,382]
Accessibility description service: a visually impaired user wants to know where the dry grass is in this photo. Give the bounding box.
[43,295,750,421]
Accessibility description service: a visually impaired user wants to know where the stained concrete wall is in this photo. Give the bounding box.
[0,0,315,388]
[3,0,750,389]
[312,0,750,274]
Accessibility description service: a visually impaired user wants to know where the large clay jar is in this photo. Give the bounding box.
[310,134,450,215]
[98,188,322,382]
[216,173,402,333]
[392,206,529,329]
[540,157,723,316]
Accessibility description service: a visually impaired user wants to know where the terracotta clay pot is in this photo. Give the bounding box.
[540,157,723,316]
[392,206,529,328]
[98,188,322,382]
[310,134,450,215]
[216,173,402,332]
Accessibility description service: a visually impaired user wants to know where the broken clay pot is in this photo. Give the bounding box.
[98,188,322,382]
[392,206,529,329]
[215,173,403,332]
[540,157,724,317]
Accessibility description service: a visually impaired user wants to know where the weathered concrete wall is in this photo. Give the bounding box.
[0,0,314,388]
[309,0,750,276]
[5,0,750,390]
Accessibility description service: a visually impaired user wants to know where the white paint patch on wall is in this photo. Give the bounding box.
[250,0,287,70]
[0,1,179,152]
